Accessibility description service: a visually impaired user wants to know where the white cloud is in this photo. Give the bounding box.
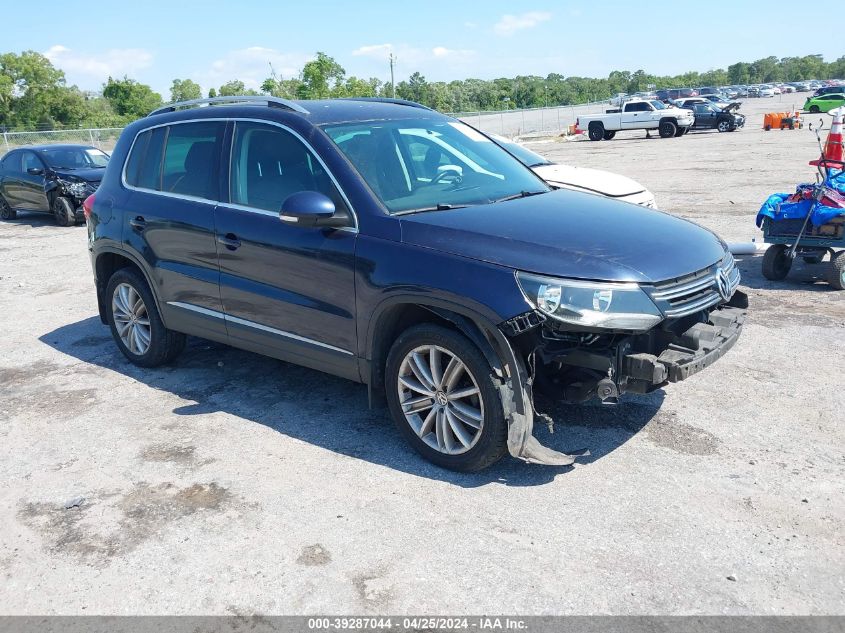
[351,44,474,67]
[199,47,311,92]
[352,44,394,59]
[44,45,154,83]
[493,11,552,36]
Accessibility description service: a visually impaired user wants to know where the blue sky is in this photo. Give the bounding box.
[6,0,840,97]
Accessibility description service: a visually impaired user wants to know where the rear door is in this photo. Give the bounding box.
[214,120,359,380]
[0,151,25,208]
[122,120,227,341]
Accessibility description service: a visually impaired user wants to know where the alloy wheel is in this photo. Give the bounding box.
[112,283,152,355]
[397,345,485,455]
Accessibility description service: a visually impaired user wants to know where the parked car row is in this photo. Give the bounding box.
[0,95,747,472]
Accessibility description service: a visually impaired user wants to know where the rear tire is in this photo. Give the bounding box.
[52,196,76,227]
[828,251,845,290]
[602,130,616,140]
[385,323,508,472]
[105,267,186,367]
[762,244,792,281]
[588,123,604,141]
[659,121,677,138]
[0,195,16,221]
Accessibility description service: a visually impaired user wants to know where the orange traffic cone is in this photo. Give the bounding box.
[810,108,844,167]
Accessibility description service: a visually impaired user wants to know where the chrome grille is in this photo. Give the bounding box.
[648,254,740,318]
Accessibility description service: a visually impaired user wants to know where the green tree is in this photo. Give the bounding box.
[208,87,217,98]
[102,76,162,119]
[218,80,258,96]
[170,78,202,102]
[300,52,345,98]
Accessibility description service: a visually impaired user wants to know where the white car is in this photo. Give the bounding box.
[492,135,657,208]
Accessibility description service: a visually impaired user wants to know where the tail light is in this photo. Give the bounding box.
[82,193,96,221]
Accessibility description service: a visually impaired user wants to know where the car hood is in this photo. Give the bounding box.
[531,163,647,198]
[399,189,726,283]
[722,102,742,113]
[52,167,105,183]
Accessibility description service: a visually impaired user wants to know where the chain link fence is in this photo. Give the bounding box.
[1,128,124,153]
[451,100,611,138]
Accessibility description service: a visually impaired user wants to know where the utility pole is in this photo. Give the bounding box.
[389,53,396,98]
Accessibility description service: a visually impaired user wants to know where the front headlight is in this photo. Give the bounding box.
[516,272,663,331]
[58,178,89,198]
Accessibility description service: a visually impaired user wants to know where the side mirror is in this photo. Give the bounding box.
[27,167,44,176]
[279,191,346,228]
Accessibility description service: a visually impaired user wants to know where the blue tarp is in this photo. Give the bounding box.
[756,169,845,228]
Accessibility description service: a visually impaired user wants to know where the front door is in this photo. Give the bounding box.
[16,151,49,211]
[214,121,359,380]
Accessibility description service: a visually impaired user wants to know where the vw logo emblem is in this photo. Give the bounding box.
[435,392,449,407]
[716,268,731,301]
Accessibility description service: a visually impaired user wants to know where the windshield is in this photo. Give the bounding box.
[40,147,109,169]
[492,137,551,168]
[650,100,667,110]
[323,119,549,214]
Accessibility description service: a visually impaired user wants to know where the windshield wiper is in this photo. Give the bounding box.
[394,203,469,216]
[493,190,547,203]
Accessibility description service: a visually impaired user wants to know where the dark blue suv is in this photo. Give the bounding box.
[85,96,747,471]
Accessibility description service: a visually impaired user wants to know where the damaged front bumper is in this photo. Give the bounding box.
[497,292,748,466]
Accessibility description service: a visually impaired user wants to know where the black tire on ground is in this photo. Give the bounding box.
[827,251,845,290]
[385,323,509,472]
[717,119,733,132]
[105,267,186,367]
[809,106,820,113]
[588,123,605,141]
[682,127,690,135]
[659,120,677,138]
[674,127,685,137]
[602,130,616,140]
[0,194,16,221]
[52,196,76,227]
[762,244,792,281]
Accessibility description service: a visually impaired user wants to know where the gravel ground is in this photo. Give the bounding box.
[0,97,843,615]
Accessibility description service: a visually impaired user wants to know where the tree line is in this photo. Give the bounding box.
[2,50,843,131]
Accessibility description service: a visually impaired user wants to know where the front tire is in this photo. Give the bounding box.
[674,127,685,137]
[717,119,732,132]
[52,196,76,227]
[809,105,820,114]
[105,267,186,367]
[762,244,792,281]
[0,195,16,221]
[659,121,677,138]
[385,324,508,472]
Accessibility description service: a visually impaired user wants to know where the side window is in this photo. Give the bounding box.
[22,152,42,173]
[161,121,224,199]
[1,152,21,172]
[229,122,349,217]
[125,127,166,190]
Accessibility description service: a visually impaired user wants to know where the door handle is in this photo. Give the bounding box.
[129,216,146,230]
[216,233,241,250]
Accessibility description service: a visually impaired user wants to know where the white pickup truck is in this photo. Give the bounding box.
[577,99,695,141]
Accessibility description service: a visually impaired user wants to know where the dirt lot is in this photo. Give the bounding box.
[1,98,843,615]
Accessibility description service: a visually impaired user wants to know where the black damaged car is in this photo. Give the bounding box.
[0,144,108,225]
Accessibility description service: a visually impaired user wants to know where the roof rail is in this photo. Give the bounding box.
[148,96,310,117]
[341,97,433,111]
